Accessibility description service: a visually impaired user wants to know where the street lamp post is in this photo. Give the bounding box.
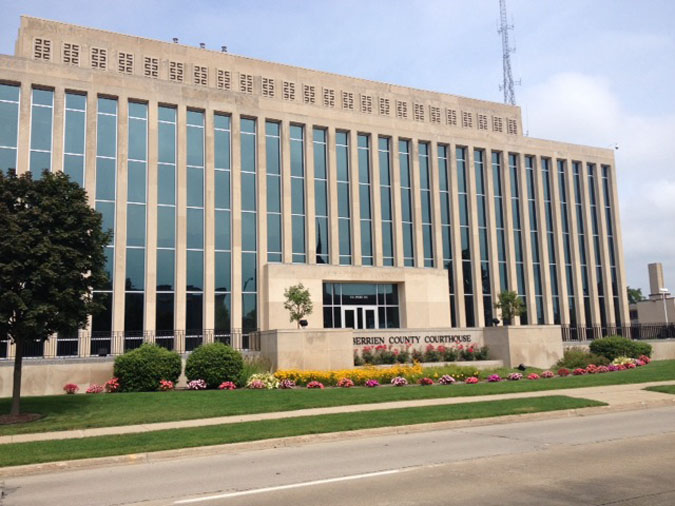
[659,288,669,325]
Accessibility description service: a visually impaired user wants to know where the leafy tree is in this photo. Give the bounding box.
[0,170,110,416]
[494,290,526,325]
[283,283,314,328]
[627,286,645,305]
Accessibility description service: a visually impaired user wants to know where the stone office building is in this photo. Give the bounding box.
[0,16,629,359]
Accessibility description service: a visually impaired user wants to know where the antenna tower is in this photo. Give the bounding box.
[498,0,517,105]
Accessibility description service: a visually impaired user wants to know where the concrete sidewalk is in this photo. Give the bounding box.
[1,380,674,445]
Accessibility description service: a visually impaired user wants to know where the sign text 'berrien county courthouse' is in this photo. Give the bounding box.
[353,331,479,349]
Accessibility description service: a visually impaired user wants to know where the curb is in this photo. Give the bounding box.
[1,398,673,479]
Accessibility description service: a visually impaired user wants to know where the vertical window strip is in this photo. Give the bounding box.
[336,131,352,265]
[491,152,509,294]
[573,161,592,330]
[475,150,492,324]
[378,137,394,266]
[419,142,434,267]
[0,83,20,175]
[588,164,607,331]
[313,128,329,264]
[186,110,205,349]
[91,97,118,355]
[541,158,560,324]
[156,106,177,348]
[214,114,232,340]
[558,160,576,325]
[290,125,306,263]
[240,118,258,336]
[438,145,456,326]
[124,102,148,346]
[457,147,475,327]
[63,93,86,186]
[525,156,544,324]
[265,121,282,262]
[358,134,373,266]
[602,165,621,326]
[0,83,20,353]
[509,153,527,324]
[29,88,54,174]
[55,92,87,355]
[399,140,414,267]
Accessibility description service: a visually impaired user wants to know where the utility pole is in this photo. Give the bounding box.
[498,0,518,105]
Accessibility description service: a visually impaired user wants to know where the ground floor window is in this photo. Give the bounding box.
[323,283,400,329]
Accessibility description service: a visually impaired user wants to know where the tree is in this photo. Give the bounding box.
[627,286,645,305]
[283,283,313,328]
[494,290,526,325]
[0,170,110,416]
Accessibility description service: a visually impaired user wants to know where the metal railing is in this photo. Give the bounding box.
[561,323,675,342]
[0,328,259,360]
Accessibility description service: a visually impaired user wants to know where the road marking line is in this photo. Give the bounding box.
[173,469,402,504]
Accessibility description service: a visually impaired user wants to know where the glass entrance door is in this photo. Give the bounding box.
[341,306,378,329]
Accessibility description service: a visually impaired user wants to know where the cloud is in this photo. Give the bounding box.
[521,72,675,292]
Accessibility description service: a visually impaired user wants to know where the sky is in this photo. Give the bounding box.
[1,0,673,295]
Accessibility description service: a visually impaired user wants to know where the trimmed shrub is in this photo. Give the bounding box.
[114,344,182,392]
[185,342,244,389]
[590,336,652,361]
[555,347,609,370]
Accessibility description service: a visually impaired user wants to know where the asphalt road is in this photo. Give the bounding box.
[1,406,674,506]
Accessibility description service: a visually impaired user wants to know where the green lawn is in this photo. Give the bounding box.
[644,385,675,395]
[1,360,673,436]
[0,395,603,467]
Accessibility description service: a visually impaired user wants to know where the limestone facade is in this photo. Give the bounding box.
[0,17,629,359]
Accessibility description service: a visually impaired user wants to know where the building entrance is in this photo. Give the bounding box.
[323,282,400,329]
[341,305,378,329]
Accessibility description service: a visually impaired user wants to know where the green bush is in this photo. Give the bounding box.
[113,344,182,392]
[590,336,652,360]
[184,342,244,389]
[555,347,610,369]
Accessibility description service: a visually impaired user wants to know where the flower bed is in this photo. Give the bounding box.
[354,344,489,366]
[275,364,424,387]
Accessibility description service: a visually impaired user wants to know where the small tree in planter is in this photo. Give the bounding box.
[283,283,314,328]
[494,290,525,325]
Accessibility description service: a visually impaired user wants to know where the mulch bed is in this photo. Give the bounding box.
[0,413,43,425]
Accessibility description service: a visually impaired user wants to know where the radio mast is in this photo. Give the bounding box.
[498,0,518,105]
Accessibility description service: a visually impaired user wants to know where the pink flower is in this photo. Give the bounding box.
[527,373,540,380]
[365,379,380,387]
[86,384,104,394]
[219,381,237,390]
[159,379,175,391]
[418,377,434,386]
[465,376,479,384]
[391,376,408,386]
[337,378,355,388]
[63,383,79,394]
[557,368,570,377]
[307,381,324,389]
[247,379,266,389]
[104,377,120,393]
[278,379,295,389]
[188,379,207,390]
[439,375,456,385]
[572,368,586,375]
[541,370,554,378]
